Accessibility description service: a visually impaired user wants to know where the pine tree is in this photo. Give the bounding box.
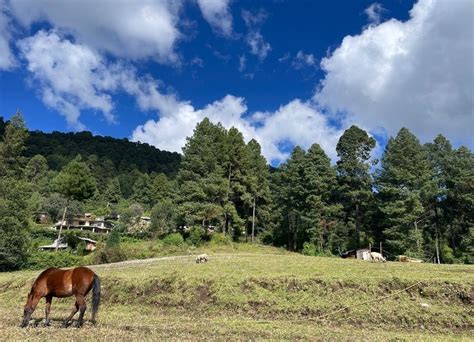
[177,118,228,229]
[0,112,31,270]
[246,139,271,242]
[52,155,97,251]
[303,143,340,253]
[104,177,122,204]
[272,146,309,250]
[335,125,376,249]
[376,128,432,258]
[0,111,28,178]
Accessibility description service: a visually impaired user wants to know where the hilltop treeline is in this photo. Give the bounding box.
[0,113,472,271]
[0,117,181,175]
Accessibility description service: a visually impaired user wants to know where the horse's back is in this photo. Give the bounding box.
[36,266,96,298]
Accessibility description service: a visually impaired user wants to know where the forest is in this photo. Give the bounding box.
[0,112,472,271]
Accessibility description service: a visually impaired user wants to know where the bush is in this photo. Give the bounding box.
[302,242,334,257]
[209,233,232,246]
[25,251,83,270]
[187,228,205,247]
[162,233,185,247]
[93,242,126,264]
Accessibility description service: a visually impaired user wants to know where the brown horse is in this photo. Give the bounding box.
[20,266,100,328]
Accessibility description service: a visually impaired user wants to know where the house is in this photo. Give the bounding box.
[54,214,114,234]
[341,248,378,261]
[38,238,68,251]
[38,237,97,252]
[34,212,51,224]
[77,237,97,251]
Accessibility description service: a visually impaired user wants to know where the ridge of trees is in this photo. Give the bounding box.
[0,113,472,271]
[0,116,181,175]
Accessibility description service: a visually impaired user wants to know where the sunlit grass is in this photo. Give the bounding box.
[1,247,472,340]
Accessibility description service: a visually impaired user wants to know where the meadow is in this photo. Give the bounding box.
[0,246,472,341]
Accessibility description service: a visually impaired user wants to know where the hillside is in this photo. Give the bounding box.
[0,116,181,174]
[1,248,472,340]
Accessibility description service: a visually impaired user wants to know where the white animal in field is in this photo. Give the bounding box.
[369,252,386,262]
[195,254,208,263]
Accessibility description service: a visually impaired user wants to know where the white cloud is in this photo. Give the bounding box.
[17,30,181,131]
[316,0,474,146]
[18,31,118,129]
[132,93,342,163]
[9,0,182,63]
[238,55,246,72]
[0,2,15,70]
[197,0,233,37]
[242,9,271,60]
[364,3,385,25]
[291,51,317,70]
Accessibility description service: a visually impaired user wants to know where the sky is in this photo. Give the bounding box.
[0,0,473,165]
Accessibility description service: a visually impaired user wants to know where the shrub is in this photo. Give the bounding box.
[302,242,334,257]
[93,242,126,264]
[187,227,205,247]
[162,233,185,247]
[209,233,232,246]
[25,251,83,270]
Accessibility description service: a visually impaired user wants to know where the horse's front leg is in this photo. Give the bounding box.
[20,295,42,328]
[43,295,52,326]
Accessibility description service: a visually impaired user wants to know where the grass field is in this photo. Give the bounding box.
[0,245,472,341]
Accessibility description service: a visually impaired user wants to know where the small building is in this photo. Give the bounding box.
[341,248,374,261]
[77,237,97,251]
[38,238,68,251]
[34,212,51,224]
[54,214,114,234]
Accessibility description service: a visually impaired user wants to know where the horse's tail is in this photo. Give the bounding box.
[91,274,101,324]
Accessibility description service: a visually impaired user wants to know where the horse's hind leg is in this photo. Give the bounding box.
[62,302,79,328]
[73,295,86,328]
[43,295,52,326]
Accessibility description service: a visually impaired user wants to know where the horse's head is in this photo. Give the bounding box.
[20,292,34,327]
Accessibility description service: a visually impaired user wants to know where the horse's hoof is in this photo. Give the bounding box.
[62,322,70,328]
[73,321,83,328]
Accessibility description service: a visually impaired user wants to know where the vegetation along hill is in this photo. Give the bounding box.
[0,116,181,175]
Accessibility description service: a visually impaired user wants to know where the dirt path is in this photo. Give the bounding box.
[90,252,282,269]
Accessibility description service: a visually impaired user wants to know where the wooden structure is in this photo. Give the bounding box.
[54,214,114,234]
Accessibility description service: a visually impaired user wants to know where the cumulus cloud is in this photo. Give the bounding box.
[316,0,474,146]
[291,51,317,70]
[132,93,342,163]
[18,31,118,129]
[17,30,180,131]
[197,0,233,37]
[9,0,182,63]
[242,9,271,60]
[364,3,385,25]
[0,3,15,70]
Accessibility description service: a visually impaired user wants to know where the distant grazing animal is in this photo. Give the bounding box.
[20,267,100,328]
[195,254,208,263]
[399,255,423,263]
[369,252,386,262]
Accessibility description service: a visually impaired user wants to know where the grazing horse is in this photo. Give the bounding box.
[20,266,100,328]
[195,254,208,263]
[369,252,386,262]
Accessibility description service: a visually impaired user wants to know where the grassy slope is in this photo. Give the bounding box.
[1,245,473,341]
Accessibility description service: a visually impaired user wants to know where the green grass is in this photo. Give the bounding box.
[1,246,472,340]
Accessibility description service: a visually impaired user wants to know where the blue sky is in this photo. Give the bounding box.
[0,0,472,164]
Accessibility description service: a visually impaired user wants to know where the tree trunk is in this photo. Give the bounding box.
[251,196,256,244]
[435,228,441,264]
[56,201,68,252]
[414,220,421,252]
[224,164,232,235]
